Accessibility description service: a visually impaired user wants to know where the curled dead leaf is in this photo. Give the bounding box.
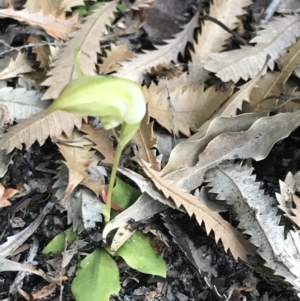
[0,183,19,208]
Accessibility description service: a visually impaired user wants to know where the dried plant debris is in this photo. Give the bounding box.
[164,111,300,192]
[203,15,300,83]
[161,214,217,277]
[276,171,300,230]
[0,111,85,153]
[115,12,199,82]
[145,78,234,136]
[42,0,118,99]
[138,158,256,263]
[277,0,300,13]
[205,162,300,292]
[4,0,300,300]
[188,0,252,83]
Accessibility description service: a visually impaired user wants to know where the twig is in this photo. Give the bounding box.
[202,15,249,46]
[0,41,63,56]
[258,0,282,26]
[262,94,300,114]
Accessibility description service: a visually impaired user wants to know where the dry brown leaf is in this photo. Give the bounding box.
[28,35,50,69]
[0,111,85,153]
[203,15,300,83]
[42,0,118,100]
[0,183,19,208]
[0,197,12,209]
[189,0,251,82]
[0,8,78,40]
[81,176,106,196]
[145,78,234,136]
[25,0,63,15]
[61,0,87,11]
[25,0,84,16]
[58,143,95,206]
[273,91,300,113]
[31,283,56,300]
[138,159,255,262]
[146,63,183,80]
[115,12,199,82]
[130,0,155,10]
[80,123,115,164]
[245,39,300,112]
[133,109,159,170]
[54,128,94,148]
[18,288,31,301]
[125,0,155,32]
[98,44,135,74]
[103,2,150,43]
[252,92,300,115]
[288,195,300,229]
[57,130,106,196]
[17,70,48,89]
[215,64,267,117]
[0,52,33,80]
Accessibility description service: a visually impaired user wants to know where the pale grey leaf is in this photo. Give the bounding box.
[203,15,300,82]
[110,227,136,254]
[0,149,14,177]
[161,113,262,176]
[166,111,300,192]
[81,189,103,229]
[0,256,55,283]
[103,192,168,239]
[10,237,39,294]
[276,172,295,215]
[86,165,107,181]
[205,162,300,291]
[0,87,48,123]
[53,163,69,200]
[194,187,227,213]
[115,13,199,82]
[277,0,300,13]
[117,166,178,209]
[66,188,104,233]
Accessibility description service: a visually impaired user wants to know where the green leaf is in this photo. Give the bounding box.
[72,6,89,17]
[89,2,105,13]
[117,3,126,13]
[72,249,120,301]
[42,228,78,255]
[112,176,141,210]
[115,232,166,277]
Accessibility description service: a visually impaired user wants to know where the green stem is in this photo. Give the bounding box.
[104,122,140,222]
[105,140,123,222]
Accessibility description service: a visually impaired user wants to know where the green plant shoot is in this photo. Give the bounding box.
[47,60,146,222]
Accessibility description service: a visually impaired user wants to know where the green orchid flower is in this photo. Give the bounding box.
[47,75,146,221]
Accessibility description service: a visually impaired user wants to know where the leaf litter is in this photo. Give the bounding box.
[3,0,300,300]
